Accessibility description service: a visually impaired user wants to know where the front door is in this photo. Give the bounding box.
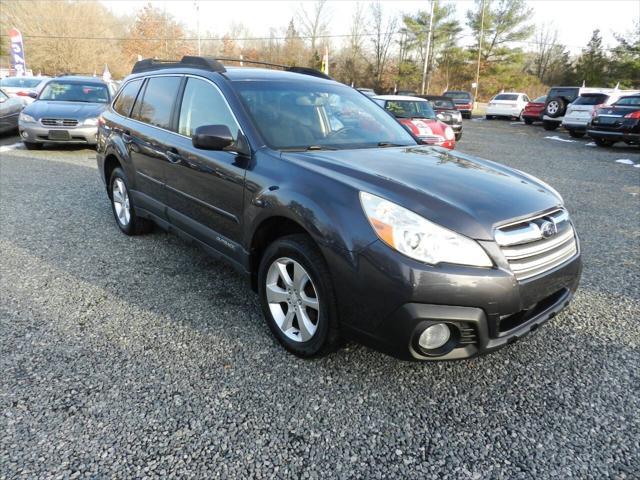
[165,76,247,258]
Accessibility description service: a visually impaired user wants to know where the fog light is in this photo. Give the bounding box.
[21,131,28,138]
[418,323,450,350]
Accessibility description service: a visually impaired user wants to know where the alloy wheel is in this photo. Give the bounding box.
[547,101,559,114]
[265,257,320,342]
[112,178,131,226]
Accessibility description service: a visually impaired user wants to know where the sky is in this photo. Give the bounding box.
[102,0,640,54]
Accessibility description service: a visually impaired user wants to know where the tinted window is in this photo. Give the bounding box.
[113,79,143,117]
[615,96,640,106]
[39,81,110,103]
[494,94,519,101]
[444,91,471,100]
[573,94,609,105]
[549,88,579,100]
[178,77,239,138]
[134,76,181,130]
[430,98,455,109]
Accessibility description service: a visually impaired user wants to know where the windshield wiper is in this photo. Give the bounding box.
[280,145,338,152]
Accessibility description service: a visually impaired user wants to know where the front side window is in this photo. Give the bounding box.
[384,100,436,119]
[134,76,181,130]
[39,81,110,103]
[178,77,239,138]
[235,80,416,150]
[113,79,143,117]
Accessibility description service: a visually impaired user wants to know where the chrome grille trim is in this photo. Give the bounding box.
[41,118,79,127]
[496,208,578,281]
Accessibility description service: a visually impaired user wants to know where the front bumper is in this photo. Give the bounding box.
[336,237,582,361]
[19,122,98,145]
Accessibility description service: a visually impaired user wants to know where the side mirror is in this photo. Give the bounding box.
[28,92,38,99]
[192,124,234,150]
[0,97,6,103]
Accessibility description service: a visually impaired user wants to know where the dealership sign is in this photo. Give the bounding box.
[8,28,26,76]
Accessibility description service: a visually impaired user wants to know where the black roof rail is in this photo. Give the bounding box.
[131,55,331,80]
[131,56,226,74]
[210,57,332,80]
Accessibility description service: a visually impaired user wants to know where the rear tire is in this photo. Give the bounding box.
[109,167,153,235]
[23,141,42,150]
[485,115,494,120]
[524,117,533,125]
[258,234,340,357]
[594,138,614,148]
[543,121,559,131]
[568,130,585,138]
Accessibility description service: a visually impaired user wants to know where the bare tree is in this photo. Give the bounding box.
[296,0,330,55]
[369,1,398,89]
[532,24,563,83]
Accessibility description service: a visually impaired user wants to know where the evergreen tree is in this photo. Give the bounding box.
[574,29,607,86]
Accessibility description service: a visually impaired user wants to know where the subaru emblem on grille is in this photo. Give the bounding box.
[56,119,64,126]
[540,220,557,238]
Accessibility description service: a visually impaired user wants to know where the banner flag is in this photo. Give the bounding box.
[8,28,26,76]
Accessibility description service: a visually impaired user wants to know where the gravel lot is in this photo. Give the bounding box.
[1,120,639,479]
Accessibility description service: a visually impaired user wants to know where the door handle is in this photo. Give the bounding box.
[122,130,132,144]
[166,148,182,164]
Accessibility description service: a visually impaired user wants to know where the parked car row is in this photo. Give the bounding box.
[521,85,640,148]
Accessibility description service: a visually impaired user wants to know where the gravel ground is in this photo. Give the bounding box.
[1,121,639,479]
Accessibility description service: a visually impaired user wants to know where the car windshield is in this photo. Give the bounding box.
[430,98,455,109]
[494,94,519,101]
[39,81,110,103]
[0,89,8,100]
[234,81,416,150]
[533,96,546,103]
[0,77,43,89]
[384,100,436,119]
[614,96,640,106]
[444,92,471,100]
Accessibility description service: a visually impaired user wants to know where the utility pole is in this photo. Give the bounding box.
[473,0,485,109]
[420,0,435,95]
[195,1,201,56]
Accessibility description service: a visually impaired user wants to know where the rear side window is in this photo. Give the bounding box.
[494,94,518,101]
[133,76,182,130]
[573,94,608,105]
[113,79,143,117]
[178,77,240,138]
[615,96,640,106]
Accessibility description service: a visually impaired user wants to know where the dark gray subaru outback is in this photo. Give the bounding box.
[97,56,581,361]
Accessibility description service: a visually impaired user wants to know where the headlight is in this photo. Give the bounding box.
[444,126,455,140]
[83,117,98,126]
[359,192,493,267]
[19,112,36,123]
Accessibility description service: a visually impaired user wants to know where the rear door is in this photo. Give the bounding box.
[127,75,183,214]
[164,76,247,256]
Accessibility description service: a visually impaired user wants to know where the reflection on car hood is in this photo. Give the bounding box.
[23,100,106,119]
[283,146,562,240]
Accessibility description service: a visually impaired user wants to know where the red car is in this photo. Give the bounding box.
[374,95,456,149]
[522,95,546,125]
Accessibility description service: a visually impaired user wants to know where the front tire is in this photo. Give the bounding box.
[485,115,494,120]
[109,167,153,235]
[258,234,340,357]
[524,117,533,125]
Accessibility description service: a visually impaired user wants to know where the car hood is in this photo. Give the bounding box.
[24,100,106,119]
[282,146,562,240]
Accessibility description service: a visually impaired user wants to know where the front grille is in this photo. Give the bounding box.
[41,118,79,127]
[495,209,578,281]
